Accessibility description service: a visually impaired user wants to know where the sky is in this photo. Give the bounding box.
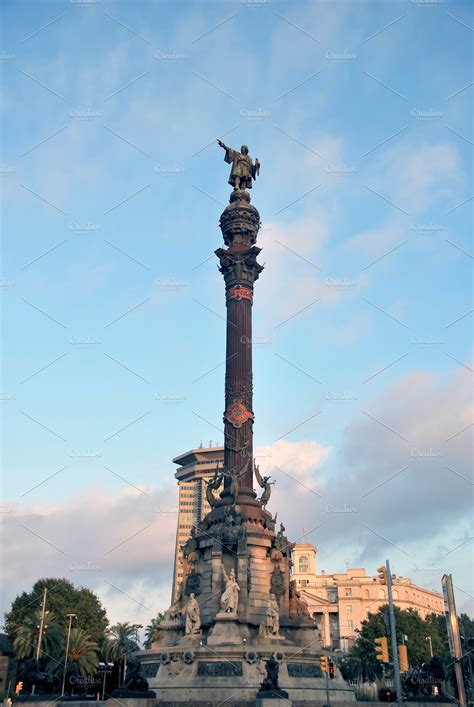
[1,0,473,631]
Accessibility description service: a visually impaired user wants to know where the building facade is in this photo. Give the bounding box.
[291,543,444,651]
[171,445,224,599]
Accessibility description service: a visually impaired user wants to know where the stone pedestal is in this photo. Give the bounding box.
[108,699,155,707]
[207,614,242,645]
[106,697,156,707]
[256,698,293,707]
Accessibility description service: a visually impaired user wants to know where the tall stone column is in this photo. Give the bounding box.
[215,190,263,511]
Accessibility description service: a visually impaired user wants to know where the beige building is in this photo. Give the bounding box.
[292,543,444,652]
[171,445,224,599]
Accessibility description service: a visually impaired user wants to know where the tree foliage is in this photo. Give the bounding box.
[12,609,63,664]
[4,578,108,647]
[343,605,473,684]
[105,623,140,684]
[63,627,100,677]
[144,613,165,649]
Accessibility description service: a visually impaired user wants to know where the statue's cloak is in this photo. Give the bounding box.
[224,147,255,189]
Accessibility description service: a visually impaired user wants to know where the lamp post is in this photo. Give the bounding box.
[61,613,77,696]
[31,587,48,695]
[99,662,114,700]
[426,636,433,658]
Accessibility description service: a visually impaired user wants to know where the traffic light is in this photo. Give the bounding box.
[328,659,335,679]
[398,645,408,672]
[377,565,388,584]
[320,655,329,673]
[15,682,23,695]
[375,636,389,663]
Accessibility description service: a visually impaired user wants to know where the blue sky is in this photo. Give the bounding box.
[1,0,473,626]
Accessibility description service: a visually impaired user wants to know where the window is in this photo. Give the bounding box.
[393,590,399,600]
[300,579,309,586]
[346,619,353,628]
[346,605,352,613]
[345,588,352,597]
[364,589,370,599]
[299,555,309,573]
[378,589,385,599]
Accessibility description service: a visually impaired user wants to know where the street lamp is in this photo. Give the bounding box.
[426,636,433,658]
[61,613,77,696]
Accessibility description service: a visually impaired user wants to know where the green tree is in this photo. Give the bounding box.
[144,614,165,649]
[106,623,140,684]
[12,609,63,665]
[63,628,99,677]
[5,578,108,647]
[348,606,450,681]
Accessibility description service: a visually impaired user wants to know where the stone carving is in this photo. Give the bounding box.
[245,650,259,664]
[265,593,281,637]
[273,522,295,556]
[219,201,261,248]
[140,662,160,678]
[254,462,275,509]
[216,247,264,289]
[217,140,260,191]
[222,457,251,507]
[181,526,199,559]
[164,599,180,620]
[287,663,323,678]
[164,654,183,679]
[265,513,277,532]
[197,662,243,677]
[226,435,250,455]
[270,566,285,598]
[257,657,289,699]
[185,570,201,597]
[225,401,254,428]
[289,579,311,620]
[205,469,223,507]
[182,593,201,637]
[247,563,252,592]
[221,505,244,543]
[112,657,156,698]
[182,651,195,664]
[220,565,240,614]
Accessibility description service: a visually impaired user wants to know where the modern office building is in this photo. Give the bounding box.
[171,445,224,600]
[292,542,444,651]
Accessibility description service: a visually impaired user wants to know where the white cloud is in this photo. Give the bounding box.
[1,484,178,626]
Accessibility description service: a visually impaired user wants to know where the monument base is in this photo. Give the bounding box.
[256,696,293,707]
[138,641,356,704]
[110,690,156,699]
[256,689,290,699]
[207,614,242,645]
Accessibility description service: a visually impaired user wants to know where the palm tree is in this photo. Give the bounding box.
[106,623,140,685]
[144,614,165,649]
[65,628,99,676]
[13,610,63,667]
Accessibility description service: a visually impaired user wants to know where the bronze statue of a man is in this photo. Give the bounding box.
[217,140,260,190]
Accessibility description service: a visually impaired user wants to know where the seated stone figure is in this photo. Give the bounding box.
[111,656,156,698]
[257,657,289,699]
